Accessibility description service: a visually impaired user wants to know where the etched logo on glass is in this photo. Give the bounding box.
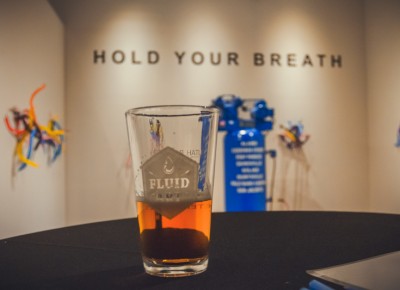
[141,146,201,218]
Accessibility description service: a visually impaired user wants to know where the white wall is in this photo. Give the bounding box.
[0,0,65,238]
[1,0,398,239]
[365,0,400,214]
[252,0,369,212]
[48,0,370,227]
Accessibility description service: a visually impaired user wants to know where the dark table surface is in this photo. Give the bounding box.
[1,211,400,290]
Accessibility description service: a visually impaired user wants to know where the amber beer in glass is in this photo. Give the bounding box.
[125,105,219,277]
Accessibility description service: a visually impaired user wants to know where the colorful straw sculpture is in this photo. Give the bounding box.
[4,84,65,172]
[279,121,310,149]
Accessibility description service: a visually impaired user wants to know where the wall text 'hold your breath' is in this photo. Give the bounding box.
[93,50,343,68]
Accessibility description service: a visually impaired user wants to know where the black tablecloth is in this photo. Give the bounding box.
[1,211,400,289]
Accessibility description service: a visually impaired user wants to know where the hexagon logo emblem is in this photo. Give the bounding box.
[141,146,200,219]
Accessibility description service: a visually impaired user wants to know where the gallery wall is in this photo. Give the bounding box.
[1,0,398,239]
[50,0,370,226]
[365,0,400,214]
[0,0,65,238]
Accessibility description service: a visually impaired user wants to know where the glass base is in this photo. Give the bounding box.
[143,256,208,277]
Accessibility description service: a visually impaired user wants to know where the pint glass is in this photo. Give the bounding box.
[125,105,219,277]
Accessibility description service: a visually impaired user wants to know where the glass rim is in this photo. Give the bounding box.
[125,105,219,117]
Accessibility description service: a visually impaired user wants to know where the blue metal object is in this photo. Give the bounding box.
[213,95,275,212]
